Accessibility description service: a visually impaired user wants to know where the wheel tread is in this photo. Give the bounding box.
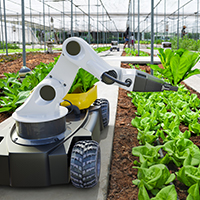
[70,140,100,188]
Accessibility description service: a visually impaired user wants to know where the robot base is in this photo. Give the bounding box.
[0,99,109,188]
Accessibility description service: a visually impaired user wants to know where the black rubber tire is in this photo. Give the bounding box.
[70,140,101,188]
[94,98,109,128]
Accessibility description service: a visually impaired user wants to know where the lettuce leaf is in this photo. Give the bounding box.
[151,48,200,86]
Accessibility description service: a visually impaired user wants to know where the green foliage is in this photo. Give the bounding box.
[68,68,99,93]
[0,56,58,113]
[93,46,111,53]
[0,42,19,50]
[189,122,200,135]
[163,139,200,167]
[124,48,150,56]
[129,52,200,199]
[186,183,200,200]
[133,163,175,192]
[0,72,31,113]
[132,143,170,166]
[138,180,177,200]
[150,48,200,86]
[170,36,200,51]
[176,165,200,187]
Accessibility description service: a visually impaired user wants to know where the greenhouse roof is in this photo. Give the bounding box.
[1,0,200,33]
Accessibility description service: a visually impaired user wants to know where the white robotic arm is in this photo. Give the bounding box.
[12,37,177,124]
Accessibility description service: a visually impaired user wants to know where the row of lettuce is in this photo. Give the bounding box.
[128,48,200,199]
[135,37,200,51]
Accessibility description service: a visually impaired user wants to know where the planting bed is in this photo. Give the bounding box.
[107,63,200,200]
[0,51,200,200]
[0,52,60,122]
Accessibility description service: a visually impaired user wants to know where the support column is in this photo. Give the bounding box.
[88,0,90,44]
[71,0,73,37]
[3,0,8,55]
[138,0,140,55]
[177,0,180,49]
[150,0,154,75]
[21,0,26,66]
[0,0,4,51]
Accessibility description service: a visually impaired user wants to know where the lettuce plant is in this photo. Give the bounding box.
[133,163,175,193]
[176,165,200,187]
[131,109,161,132]
[132,143,170,166]
[68,68,99,93]
[163,139,200,167]
[150,48,200,86]
[189,122,200,135]
[186,183,200,200]
[158,126,191,142]
[0,72,31,113]
[138,180,177,200]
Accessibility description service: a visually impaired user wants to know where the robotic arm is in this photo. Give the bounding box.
[12,37,177,124]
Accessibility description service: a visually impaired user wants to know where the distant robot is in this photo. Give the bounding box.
[110,41,120,51]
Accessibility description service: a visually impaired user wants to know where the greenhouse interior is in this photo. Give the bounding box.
[1,0,200,46]
[0,0,200,200]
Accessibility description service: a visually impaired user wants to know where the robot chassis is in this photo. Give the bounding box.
[0,37,177,188]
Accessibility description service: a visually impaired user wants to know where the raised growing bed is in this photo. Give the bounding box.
[107,57,200,199]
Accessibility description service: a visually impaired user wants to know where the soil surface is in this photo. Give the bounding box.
[0,51,200,200]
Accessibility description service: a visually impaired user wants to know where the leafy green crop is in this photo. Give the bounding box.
[138,180,177,200]
[150,48,200,86]
[124,48,150,57]
[158,126,191,142]
[133,163,175,192]
[0,72,30,113]
[186,183,200,200]
[177,165,200,187]
[163,139,200,167]
[68,68,99,93]
[129,57,200,199]
[93,46,110,53]
[189,122,200,135]
[132,143,170,167]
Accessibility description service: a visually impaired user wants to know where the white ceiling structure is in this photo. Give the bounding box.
[0,0,200,34]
